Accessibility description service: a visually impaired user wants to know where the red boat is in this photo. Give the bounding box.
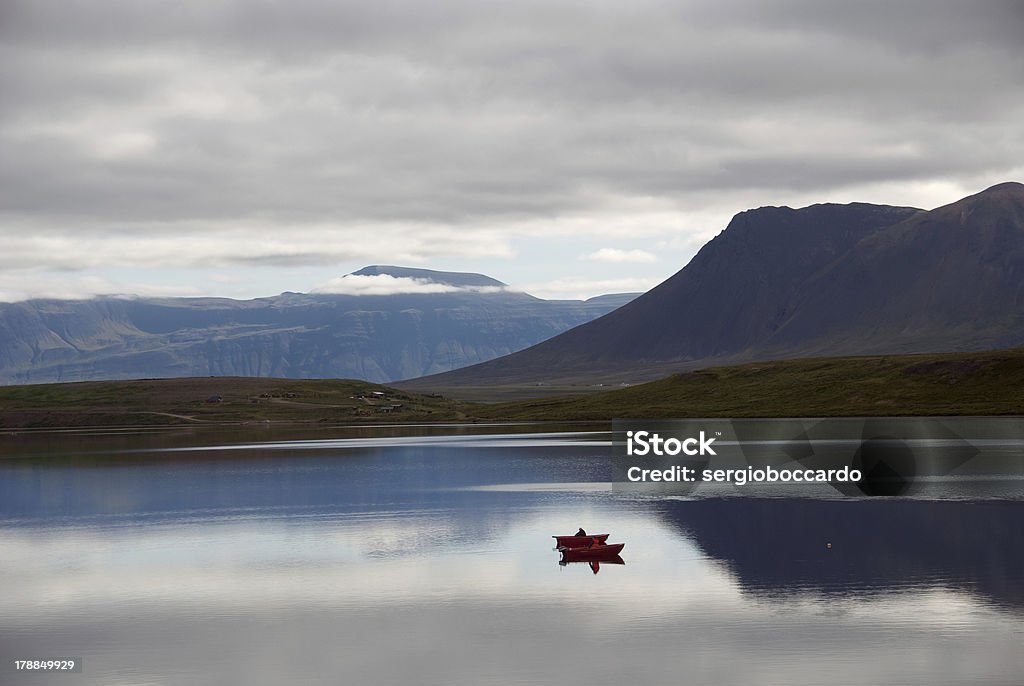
[559,543,625,562]
[553,533,609,549]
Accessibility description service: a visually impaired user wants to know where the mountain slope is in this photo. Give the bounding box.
[0,267,639,385]
[403,182,1024,389]
[768,182,1024,354]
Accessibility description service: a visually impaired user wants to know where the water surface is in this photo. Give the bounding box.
[1,424,1022,685]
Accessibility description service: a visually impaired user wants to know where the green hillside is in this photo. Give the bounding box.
[474,348,1024,420]
[2,348,1023,430]
[0,377,464,429]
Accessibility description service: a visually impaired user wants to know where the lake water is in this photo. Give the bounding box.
[1,423,1022,685]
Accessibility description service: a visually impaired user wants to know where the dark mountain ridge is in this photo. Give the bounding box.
[403,182,1024,388]
[0,267,639,385]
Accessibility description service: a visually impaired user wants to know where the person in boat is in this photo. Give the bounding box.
[575,527,587,537]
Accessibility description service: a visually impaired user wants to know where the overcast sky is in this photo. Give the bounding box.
[1,0,1022,302]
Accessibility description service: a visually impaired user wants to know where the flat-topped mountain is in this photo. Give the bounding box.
[347,265,507,289]
[403,182,1024,389]
[0,267,639,385]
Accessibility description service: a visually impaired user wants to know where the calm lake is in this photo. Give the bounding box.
[1,423,1022,685]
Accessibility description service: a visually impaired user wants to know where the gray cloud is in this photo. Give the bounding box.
[0,0,1021,293]
[581,248,658,263]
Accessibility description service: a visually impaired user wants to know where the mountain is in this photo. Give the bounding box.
[0,267,639,385]
[402,182,1024,389]
[348,265,506,288]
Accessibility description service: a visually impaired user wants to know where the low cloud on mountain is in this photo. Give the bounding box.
[312,273,510,296]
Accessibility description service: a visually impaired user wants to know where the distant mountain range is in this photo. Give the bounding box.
[403,182,1024,389]
[0,267,638,385]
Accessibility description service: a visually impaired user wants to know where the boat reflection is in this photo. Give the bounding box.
[559,555,626,574]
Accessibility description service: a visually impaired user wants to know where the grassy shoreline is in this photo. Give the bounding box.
[0,377,467,431]
[473,348,1024,421]
[2,348,1023,431]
